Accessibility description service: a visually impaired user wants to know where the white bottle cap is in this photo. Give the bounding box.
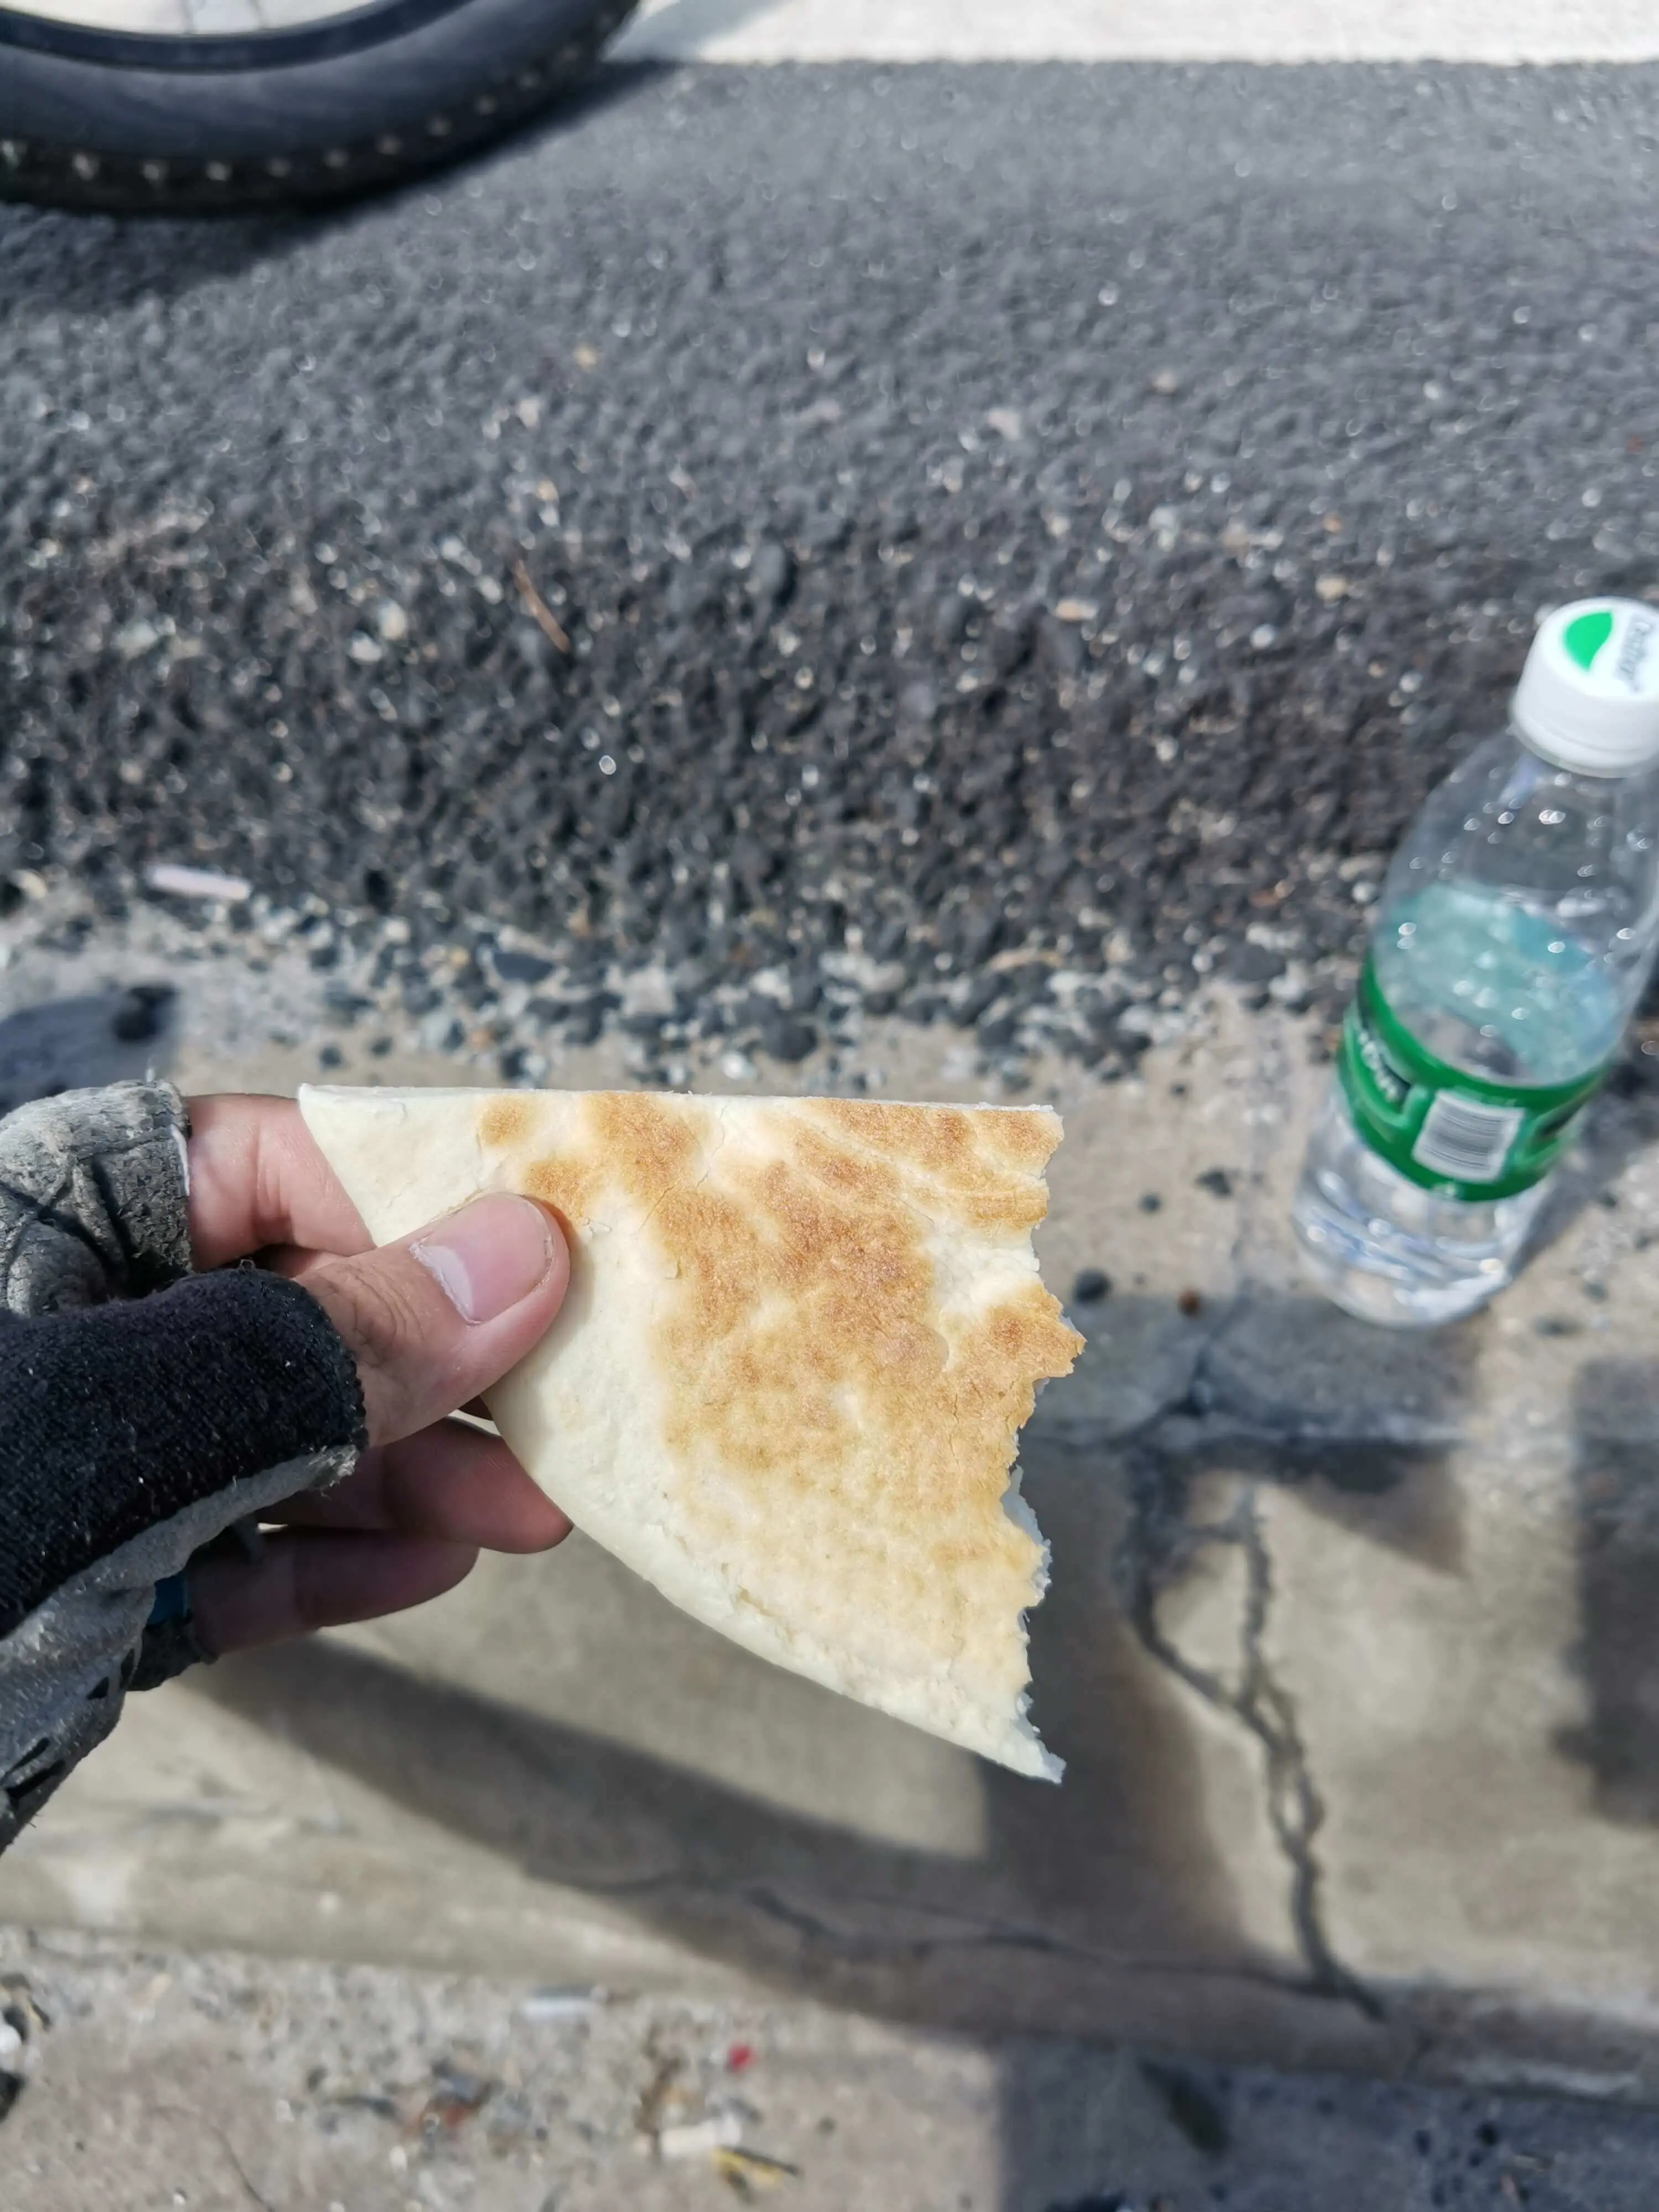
[1513,597,1659,776]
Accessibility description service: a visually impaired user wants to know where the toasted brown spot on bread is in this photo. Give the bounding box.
[521,1152,602,1223]
[975,1106,1063,1175]
[808,1097,979,1176]
[479,1094,535,1154]
[586,1091,705,1208]
[474,1094,598,1223]
[796,1100,1053,1237]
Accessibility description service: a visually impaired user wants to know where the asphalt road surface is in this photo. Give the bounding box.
[3,62,1659,1084]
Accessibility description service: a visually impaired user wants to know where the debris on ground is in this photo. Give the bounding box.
[713,2142,801,2196]
[420,2059,496,2135]
[518,1986,604,2024]
[634,2039,688,2142]
[0,1975,43,2125]
[143,863,252,904]
[659,2110,744,2160]
[510,554,572,654]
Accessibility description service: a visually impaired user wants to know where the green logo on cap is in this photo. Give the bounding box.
[1563,608,1615,671]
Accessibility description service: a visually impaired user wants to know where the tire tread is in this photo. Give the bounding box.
[0,0,635,212]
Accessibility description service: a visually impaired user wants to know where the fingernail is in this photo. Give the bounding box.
[411,1194,559,1324]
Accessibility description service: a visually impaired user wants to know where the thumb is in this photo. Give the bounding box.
[299,1193,568,1446]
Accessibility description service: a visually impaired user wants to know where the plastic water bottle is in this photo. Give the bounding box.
[1293,597,1659,1326]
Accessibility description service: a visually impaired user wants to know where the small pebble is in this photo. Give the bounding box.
[1139,1193,1163,1213]
[1196,1168,1234,1199]
[1177,1288,1203,1317]
[1071,1267,1112,1305]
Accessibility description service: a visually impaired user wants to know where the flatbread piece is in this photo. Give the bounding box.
[299,1086,1081,1777]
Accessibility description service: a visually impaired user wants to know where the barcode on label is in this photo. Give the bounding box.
[1412,1091,1524,1184]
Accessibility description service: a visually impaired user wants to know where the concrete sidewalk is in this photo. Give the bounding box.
[7,900,1659,2106]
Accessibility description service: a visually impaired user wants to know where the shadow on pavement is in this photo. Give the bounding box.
[0,202,302,316]
[0,61,670,316]
[1527,1056,1659,1270]
[0,984,176,1114]
[1562,1359,1659,1826]
[196,1450,1286,2049]
[1142,1290,1478,1578]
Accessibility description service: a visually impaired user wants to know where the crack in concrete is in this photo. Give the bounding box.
[559,1865,1335,2002]
[1120,1444,1379,2020]
[733,1881,1340,2000]
[1112,1011,1382,2020]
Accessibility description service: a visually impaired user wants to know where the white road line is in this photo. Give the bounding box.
[11,0,1659,60]
[615,0,1659,64]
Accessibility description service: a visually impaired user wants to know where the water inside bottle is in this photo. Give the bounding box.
[1375,880,1623,1085]
[1293,878,1614,1326]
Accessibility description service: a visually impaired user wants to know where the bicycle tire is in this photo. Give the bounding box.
[0,0,639,214]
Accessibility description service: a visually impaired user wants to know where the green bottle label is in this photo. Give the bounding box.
[1336,959,1606,1201]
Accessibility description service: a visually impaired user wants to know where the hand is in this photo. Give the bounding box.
[181,1094,572,1655]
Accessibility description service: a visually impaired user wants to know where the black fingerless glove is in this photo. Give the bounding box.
[0,1082,365,1852]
